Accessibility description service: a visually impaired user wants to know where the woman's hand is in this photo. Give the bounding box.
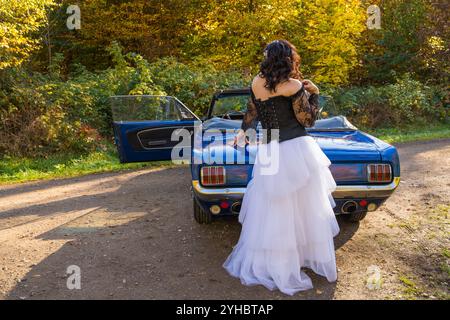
[233,129,247,147]
[302,79,319,95]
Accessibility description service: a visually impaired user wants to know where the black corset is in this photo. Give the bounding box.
[255,100,279,142]
[240,85,320,143]
[257,100,279,129]
[253,97,307,143]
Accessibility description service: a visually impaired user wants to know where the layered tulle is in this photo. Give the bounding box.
[223,135,339,295]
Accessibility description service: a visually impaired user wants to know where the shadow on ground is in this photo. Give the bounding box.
[2,166,361,300]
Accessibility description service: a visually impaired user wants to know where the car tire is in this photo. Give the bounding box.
[345,211,368,222]
[193,199,212,224]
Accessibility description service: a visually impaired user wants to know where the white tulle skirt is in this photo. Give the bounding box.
[223,135,340,295]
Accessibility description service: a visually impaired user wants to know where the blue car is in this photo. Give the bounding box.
[111,89,400,224]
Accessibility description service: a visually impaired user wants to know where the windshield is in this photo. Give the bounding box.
[211,94,340,117]
[210,93,355,130]
[211,94,249,118]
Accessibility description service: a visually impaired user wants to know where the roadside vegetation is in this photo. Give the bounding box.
[367,123,450,144]
[0,143,173,185]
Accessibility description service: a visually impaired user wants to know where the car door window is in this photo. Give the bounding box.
[111,95,198,122]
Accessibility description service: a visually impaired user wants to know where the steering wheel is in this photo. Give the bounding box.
[222,110,246,120]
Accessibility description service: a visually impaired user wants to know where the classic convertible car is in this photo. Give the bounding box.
[111,89,400,223]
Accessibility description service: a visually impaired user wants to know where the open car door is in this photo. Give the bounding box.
[111,95,200,163]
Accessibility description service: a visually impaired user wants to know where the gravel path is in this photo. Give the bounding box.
[0,139,449,300]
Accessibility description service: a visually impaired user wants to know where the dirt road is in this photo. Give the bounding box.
[0,139,449,300]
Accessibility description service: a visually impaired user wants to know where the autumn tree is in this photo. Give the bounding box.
[0,0,55,69]
[182,0,366,85]
[293,0,366,85]
[418,0,449,83]
[356,0,444,84]
[50,0,200,69]
[181,0,300,75]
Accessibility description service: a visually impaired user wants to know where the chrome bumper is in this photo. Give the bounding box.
[192,177,400,201]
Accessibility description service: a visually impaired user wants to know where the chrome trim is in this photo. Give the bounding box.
[332,177,400,198]
[192,177,400,201]
[341,200,357,214]
[192,180,246,201]
[231,202,242,214]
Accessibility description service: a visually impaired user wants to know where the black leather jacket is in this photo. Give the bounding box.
[241,85,320,143]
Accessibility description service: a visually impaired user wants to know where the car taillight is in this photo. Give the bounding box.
[367,163,392,183]
[200,166,226,186]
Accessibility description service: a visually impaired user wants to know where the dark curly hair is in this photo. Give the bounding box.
[259,40,303,92]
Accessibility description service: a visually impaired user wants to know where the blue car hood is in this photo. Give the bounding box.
[200,117,385,162]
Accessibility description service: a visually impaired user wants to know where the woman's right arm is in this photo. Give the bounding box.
[240,95,259,131]
[234,95,258,146]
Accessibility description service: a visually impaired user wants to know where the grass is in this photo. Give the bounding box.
[1,123,449,185]
[398,275,423,299]
[365,123,450,144]
[440,262,450,278]
[441,248,450,278]
[0,144,174,185]
[398,271,450,300]
[442,248,450,259]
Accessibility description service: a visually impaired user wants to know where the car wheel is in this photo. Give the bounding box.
[193,199,212,224]
[345,211,368,222]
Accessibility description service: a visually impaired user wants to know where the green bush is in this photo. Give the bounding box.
[331,74,449,128]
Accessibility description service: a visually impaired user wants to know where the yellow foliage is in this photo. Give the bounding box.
[184,0,300,73]
[184,0,366,85]
[295,0,366,85]
[0,0,56,69]
[1,0,367,85]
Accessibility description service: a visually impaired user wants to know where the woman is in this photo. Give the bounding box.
[223,40,340,295]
